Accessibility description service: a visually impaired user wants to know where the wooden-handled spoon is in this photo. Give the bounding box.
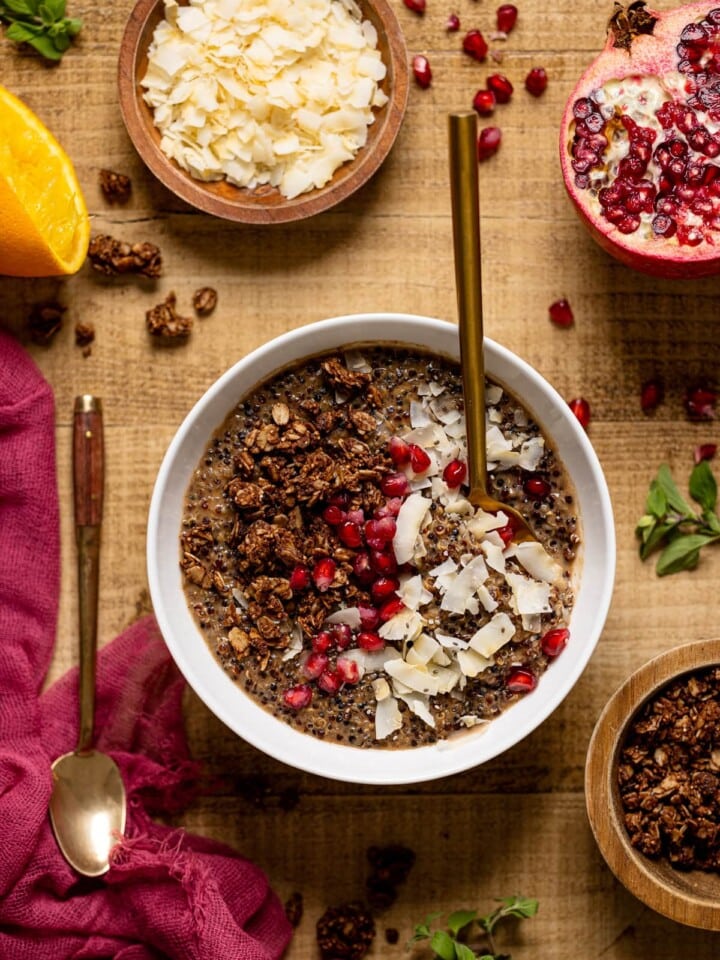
[448,112,536,543]
[49,396,126,877]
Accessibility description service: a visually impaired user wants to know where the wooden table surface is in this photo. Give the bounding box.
[4,0,720,956]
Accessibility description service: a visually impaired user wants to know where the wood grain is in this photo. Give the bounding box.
[3,0,720,956]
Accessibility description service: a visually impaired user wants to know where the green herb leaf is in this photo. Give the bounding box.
[655,464,695,516]
[430,930,457,960]
[43,0,65,18]
[453,944,477,960]
[1,0,33,16]
[0,0,80,60]
[689,460,717,513]
[639,520,677,560]
[24,29,61,56]
[656,533,718,576]
[447,910,477,938]
[497,895,538,920]
[5,18,40,38]
[646,481,667,518]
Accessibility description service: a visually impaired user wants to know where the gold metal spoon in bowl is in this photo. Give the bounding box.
[448,112,536,543]
[49,396,126,877]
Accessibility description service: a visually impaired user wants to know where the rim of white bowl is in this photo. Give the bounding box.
[147,313,616,784]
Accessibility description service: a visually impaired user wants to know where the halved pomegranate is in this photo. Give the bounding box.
[560,2,720,278]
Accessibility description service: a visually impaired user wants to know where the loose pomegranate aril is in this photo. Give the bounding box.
[337,657,360,684]
[313,557,336,591]
[317,670,342,695]
[365,517,396,547]
[695,443,717,463]
[443,459,467,488]
[388,436,412,465]
[312,631,332,654]
[371,576,400,600]
[338,519,363,548]
[376,497,403,518]
[289,565,310,591]
[568,397,591,430]
[640,378,663,412]
[381,472,410,497]
[446,12,460,32]
[686,385,717,419]
[548,298,574,327]
[322,504,345,525]
[524,477,551,499]
[477,126,502,161]
[353,551,375,584]
[370,549,398,576]
[303,651,329,679]
[497,523,515,546]
[487,73,514,103]
[283,684,313,710]
[409,443,431,473]
[506,668,537,694]
[541,627,569,658]
[358,631,386,651]
[403,0,425,12]
[463,29,488,62]
[358,604,381,630]
[379,597,406,622]
[472,89,496,117]
[346,508,365,524]
[525,67,548,96]
[412,54,432,89]
[496,3,518,33]
[328,491,349,509]
[329,623,353,650]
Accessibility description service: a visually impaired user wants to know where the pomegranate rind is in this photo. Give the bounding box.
[560,1,720,278]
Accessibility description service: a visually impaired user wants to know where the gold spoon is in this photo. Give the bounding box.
[448,112,536,543]
[49,396,126,877]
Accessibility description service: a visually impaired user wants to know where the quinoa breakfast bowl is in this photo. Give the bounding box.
[147,314,616,784]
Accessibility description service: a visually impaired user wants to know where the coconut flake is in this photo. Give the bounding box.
[378,608,423,642]
[375,695,403,739]
[372,677,391,701]
[506,541,563,583]
[405,632,440,666]
[457,647,493,678]
[325,605,362,628]
[397,691,435,727]
[468,611,516,658]
[505,570,552,615]
[397,574,433,610]
[384,659,441,696]
[393,492,432,564]
[486,384,503,405]
[441,555,488,614]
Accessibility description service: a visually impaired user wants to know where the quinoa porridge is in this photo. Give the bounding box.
[180,346,580,748]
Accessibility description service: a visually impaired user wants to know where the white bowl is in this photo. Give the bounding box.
[147,313,615,784]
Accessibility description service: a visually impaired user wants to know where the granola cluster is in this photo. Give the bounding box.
[316,902,375,960]
[618,666,720,870]
[88,234,162,278]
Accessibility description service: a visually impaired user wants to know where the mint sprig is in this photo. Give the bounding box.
[636,461,720,575]
[0,0,81,61]
[409,896,538,959]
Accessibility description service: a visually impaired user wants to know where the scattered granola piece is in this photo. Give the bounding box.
[366,844,415,910]
[74,321,95,350]
[146,292,192,338]
[192,286,218,316]
[284,891,304,928]
[98,169,132,203]
[316,902,375,960]
[88,235,162,278]
[28,302,65,344]
[385,928,399,945]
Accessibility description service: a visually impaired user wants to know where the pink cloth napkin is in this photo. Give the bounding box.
[0,329,292,960]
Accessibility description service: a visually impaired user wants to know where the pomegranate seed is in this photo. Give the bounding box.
[472,89,496,116]
[312,631,332,654]
[303,651,329,679]
[338,520,363,548]
[496,3,518,33]
[524,477,551,498]
[328,492,349,508]
[694,443,717,463]
[283,684,312,710]
[347,508,365,524]
[371,576,400,600]
[370,548,398,575]
[365,517,396,547]
[477,126,502,161]
[446,12,460,31]
[358,605,381,630]
[443,459,467,488]
[568,397,591,430]
[337,657,360,684]
[317,670,342,695]
[289,565,310,591]
[322,504,345,525]
[686,386,717,420]
[506,668,537,694]
[541,627,569,658]
[376,497,403,518]
[497,523,515,546]
[409,443,431,473]
[353,552,375,584]
[412,54,432,89]
[548,298,574,327]
[375,516,397,540]
[381,472,410,497]
[358,631,386,651]
[487,73,513,103]
[463,29,488,62]
[313,557,336,592]
[388,436,411,465]
[403,0,425,12]
[329,623,353,650]
[525,67,548,96]
[379,597,406,622]
[640,379,663,412]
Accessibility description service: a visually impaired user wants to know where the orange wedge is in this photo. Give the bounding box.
[0,84,90,277]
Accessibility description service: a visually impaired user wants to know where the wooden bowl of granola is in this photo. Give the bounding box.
[117,0,408,223]
[586,638,720,931]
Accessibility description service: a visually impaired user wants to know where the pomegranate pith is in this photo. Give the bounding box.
[560,1,720,278]
[478,126,502,160]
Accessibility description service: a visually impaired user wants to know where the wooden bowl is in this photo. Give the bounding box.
[118,0,409,223]
[586,639,720,931]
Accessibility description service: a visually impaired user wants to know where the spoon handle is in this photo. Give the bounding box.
[73,395,104,754]
[448,112,487,501]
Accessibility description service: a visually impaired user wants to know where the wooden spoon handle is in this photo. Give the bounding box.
[73,396,104,754]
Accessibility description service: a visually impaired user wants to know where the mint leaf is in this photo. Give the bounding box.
[655,464,694,516]
[454,945,477,960]
[646,481,667,518]
[24,30,61,56]
[430,930,457,960]
[639,520,677,560]
[689,460,717,513]
[5,18,40,38]
[447,910,477,938]
[1,0,33,15]
[43,0,65,17]
[497,895,538,920]
[656,533,718,576]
